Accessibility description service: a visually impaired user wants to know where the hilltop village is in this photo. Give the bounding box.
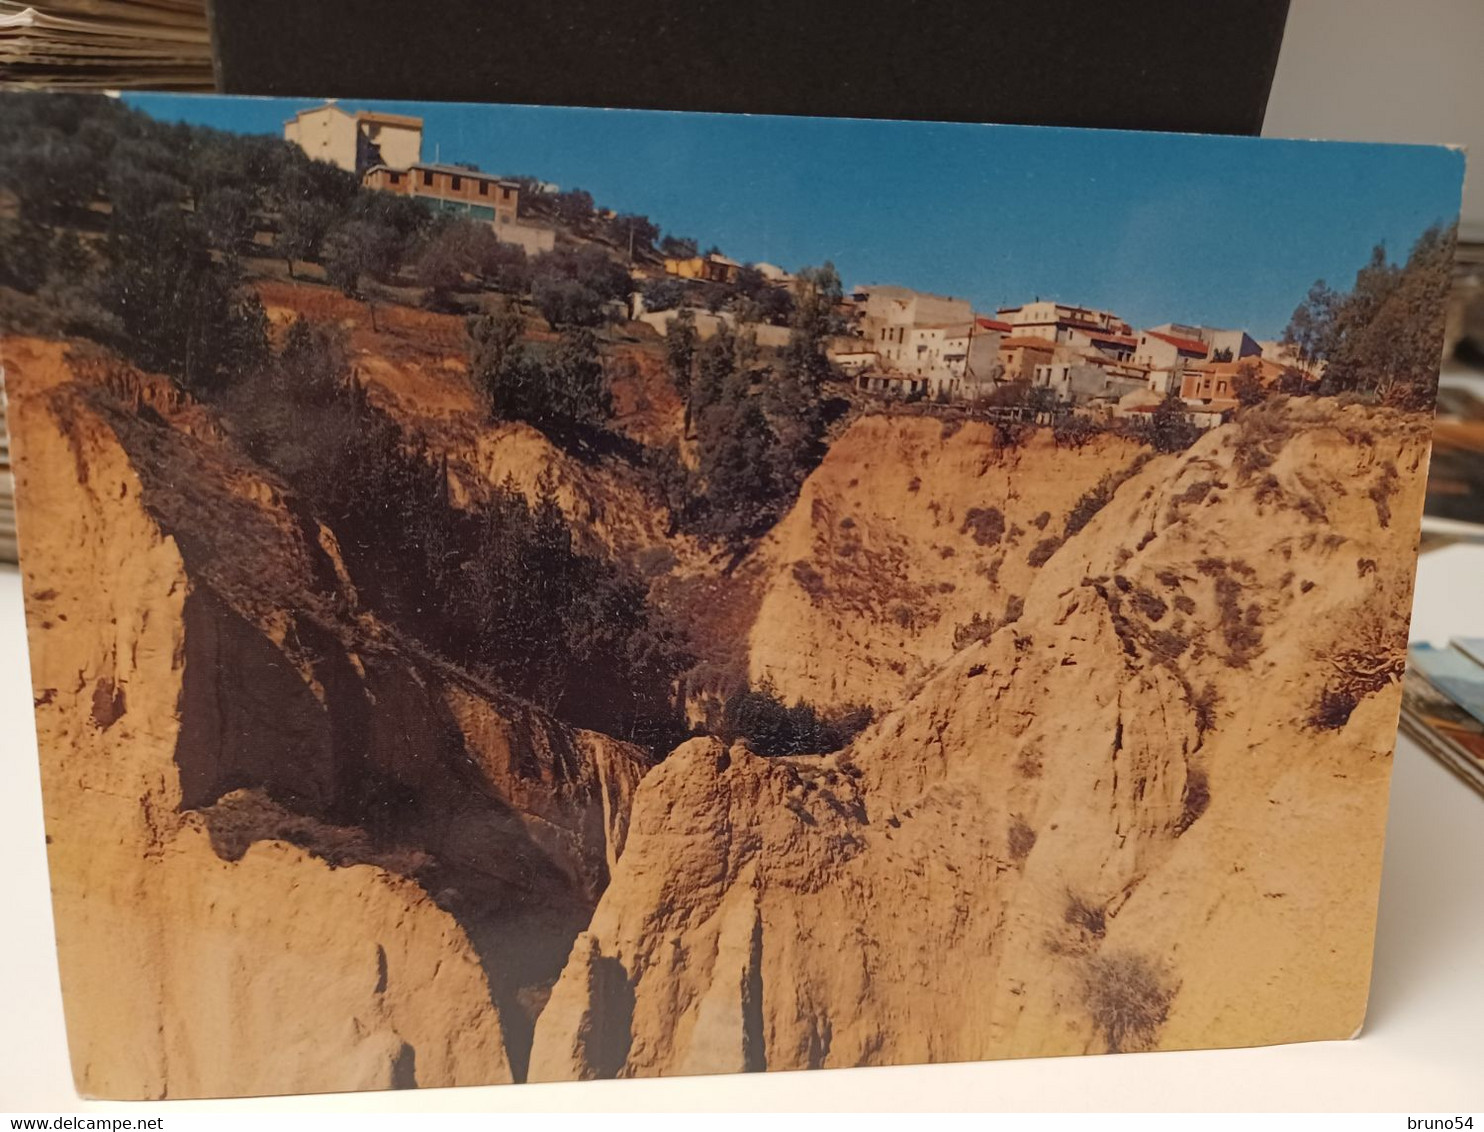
[284,101,1314,431]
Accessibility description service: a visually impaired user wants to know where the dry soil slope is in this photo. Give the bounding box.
[258,280,682,562]
[530,398,1427,1079]
[6,338,651,1097]
[747,416,1141,710]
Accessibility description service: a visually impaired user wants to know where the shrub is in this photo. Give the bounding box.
[953,612,995,649]
[961,506,1005,547]
[1175,766,1210,835]
[1054,413,1104,448]
[1008,816,1037,862]
[717,683,872,757]
[1065,455,1151,538]
[1065,892,1107,939]
[1027,537,1062,567]
[1130,588,1168,622]
[1368,460,1399,529]
[1080,952,1176,1053]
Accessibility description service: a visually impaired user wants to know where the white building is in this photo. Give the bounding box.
[1145,322,1261,361]
[283,102,423,177]
[1133,328,1211,370]
[1033,360,1149,405]
[996,301,1133,347]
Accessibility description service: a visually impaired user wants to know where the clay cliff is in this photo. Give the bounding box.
[746,417,1143,709]
[529,399,1427,1078]
[9,337,652,1097]
[9,318,1428,1096]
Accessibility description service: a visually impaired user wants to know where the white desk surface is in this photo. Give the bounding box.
[0,551,1480,1113]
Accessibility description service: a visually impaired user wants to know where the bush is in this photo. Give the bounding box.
[961,506,1006,547]
[1054,414,1104,448]
[1065,455,1151,538]
[717,683,872,757]
[1027,537,1063,567]
[1309,687,1358,730]
[1080,952,1176,1053]
[1008,817,1037,862]
[469,313,612,438]
[1136,392,1201,453]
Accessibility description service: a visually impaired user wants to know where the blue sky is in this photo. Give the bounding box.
[125,94,1465,340]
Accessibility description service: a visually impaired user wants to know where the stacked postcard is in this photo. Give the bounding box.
[1403,640,1484,796]
[0,367,12,562]
[0,0,211,90]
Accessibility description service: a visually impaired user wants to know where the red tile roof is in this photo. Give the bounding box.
[1146,330,1209,355]
[999,336,1057,351]
[976,317,1013,332]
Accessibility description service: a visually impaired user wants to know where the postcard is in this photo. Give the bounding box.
[1424,380,1484,534]
[1409,642,1484,726]
[0,92,1464,1098]
[1400,666,1484,797]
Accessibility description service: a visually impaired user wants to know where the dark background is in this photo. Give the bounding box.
[211,0,1291,136]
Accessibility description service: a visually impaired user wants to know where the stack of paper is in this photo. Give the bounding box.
[0,1,211,90]
[1403,640,1484,796]
[0,366,13,563]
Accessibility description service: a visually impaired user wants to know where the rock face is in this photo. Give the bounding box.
[10,317,1428,1096]
[747,417,1142,709]
[8,339,651,1098]
[530,399,1428,1078]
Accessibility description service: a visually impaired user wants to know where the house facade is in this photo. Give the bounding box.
[361,162,556,255]
[995,301,1133,347]
[1144,322,1261,362]
[1033,360,1149,405]
[283,103,423,177]
[1133,328,1211,370]
[998,335,1057,383]
[664,254,742,284]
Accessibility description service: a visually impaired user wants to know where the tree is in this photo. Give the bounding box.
[278,198,335,278]
[659,234,698,259]
[552,188,595,227]
[1143,392,1201,452]
[324,216,402,333]
[1211,346,1234,362]
[1282,279,1338,376]
[642,276,685,312]
[530,245,632,328]
[533,274,604,329]
[469,299,529,412]
[1025,384,1059,414]
[697,392,783,551]
[611,212,659,259]
[544,327,612,432]
[1289,223,1456,409]
[104,203,266,392]
[664,307,699,430]
[197,185,256,259]
[470,312,610,438]
[1232,361,1267,406]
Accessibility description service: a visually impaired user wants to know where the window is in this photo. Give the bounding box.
[389,172,402,185]
[451,175,462,190]
[421,169,433,186]
[477,180,489,196]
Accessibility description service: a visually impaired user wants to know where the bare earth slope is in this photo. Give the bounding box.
[530,399,1428,1078]
[747,417,1141,709]
[8,338,653,1098]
